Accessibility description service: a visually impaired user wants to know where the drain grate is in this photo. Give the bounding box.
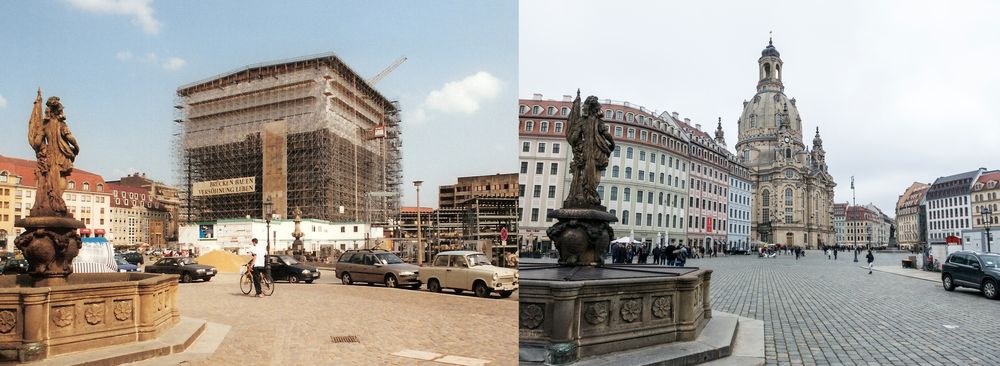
[331,335,360,343]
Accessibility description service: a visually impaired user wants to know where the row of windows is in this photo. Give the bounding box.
[611,125,687,154]
[523,120,565,134]
[521,141,562,154]
[67,181,104,192]
[930,219,969,231]
[730,178,752,191]
[760,207,795,223]
[930,207,968,220]
[977,216,999,226]
[760,189,796,207]
[728,209,750,221]
[729,192,751,206]
[691,178,728,197]
[688,216,726,232]
[521,162,559,176]
[604,166,686,189]
[521,105,570,117]
[598,186,685,209]
[929,196,968,209]
[728,223,751,235]
[689,196,726,214]
[523,207,686,230]
[611,146,686,171]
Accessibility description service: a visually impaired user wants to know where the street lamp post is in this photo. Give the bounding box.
[263,196,273,277]
[413,180,424,265]
[982,207,993,253]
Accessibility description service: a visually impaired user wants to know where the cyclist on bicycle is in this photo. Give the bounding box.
[249,238,267,297]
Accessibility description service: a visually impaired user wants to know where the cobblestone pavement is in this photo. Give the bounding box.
[175,272,516,365]
[695,250,1000,366]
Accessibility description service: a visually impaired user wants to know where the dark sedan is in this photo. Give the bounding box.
[114,255,139,272]
[144,257,217,283]
[267,255,320,284]
[942,251,1000,299]
[1,259,29,275]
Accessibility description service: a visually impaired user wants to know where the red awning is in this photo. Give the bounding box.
[79,228,92,235]
[94,229,106,236]
[945,235,962,245]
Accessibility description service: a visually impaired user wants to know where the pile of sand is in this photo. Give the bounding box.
[196,250,252,273]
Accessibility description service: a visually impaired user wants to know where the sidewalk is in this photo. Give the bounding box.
[869,265,940,282]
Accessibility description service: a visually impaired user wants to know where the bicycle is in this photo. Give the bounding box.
[240,264,275,296]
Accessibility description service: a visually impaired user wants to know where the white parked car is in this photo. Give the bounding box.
[419,251,518,298]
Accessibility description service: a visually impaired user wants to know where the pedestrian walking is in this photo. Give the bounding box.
[833,248,838,260]
[866,249,875,274]
[795,247,800,260]
[665,242,677,266]
[675,245,688,267]
[826,247,831,260]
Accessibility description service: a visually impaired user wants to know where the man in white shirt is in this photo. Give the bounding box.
[249,238,267,297]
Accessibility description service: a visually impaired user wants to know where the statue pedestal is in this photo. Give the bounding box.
[547,208,616,266]
[13,216,85,287]
[518,264,713,365]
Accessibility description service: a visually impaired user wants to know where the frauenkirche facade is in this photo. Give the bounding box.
[735,39,836,248]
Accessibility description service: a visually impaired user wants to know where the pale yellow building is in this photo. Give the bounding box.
[972,171,1000,231]
[0,170,19,249]
[896,182,929,250]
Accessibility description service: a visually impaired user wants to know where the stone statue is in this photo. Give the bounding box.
[14,90,84,286]
[291,207,305,255]
[564,91,615,209]
[547,91,617,266]
[27,90,80,217]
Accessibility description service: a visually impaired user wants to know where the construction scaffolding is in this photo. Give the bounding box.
[173,52,402,224]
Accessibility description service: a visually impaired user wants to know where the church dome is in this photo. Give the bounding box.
[761,39,780,57]
[736,91,803,144]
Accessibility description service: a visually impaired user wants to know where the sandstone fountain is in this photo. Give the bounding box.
[519,92,720,365]
[1,90,180,363]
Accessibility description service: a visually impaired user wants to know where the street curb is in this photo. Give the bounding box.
[866,266,938,283]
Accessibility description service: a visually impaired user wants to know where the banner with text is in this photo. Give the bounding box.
[192,177,256,197]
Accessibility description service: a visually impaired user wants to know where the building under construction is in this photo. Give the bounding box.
[174,53,403,224]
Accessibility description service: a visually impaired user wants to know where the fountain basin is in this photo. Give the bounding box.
[519,264,713,364]
[0,273,179,363]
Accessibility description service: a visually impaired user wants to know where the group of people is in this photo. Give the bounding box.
[610,242,690,266]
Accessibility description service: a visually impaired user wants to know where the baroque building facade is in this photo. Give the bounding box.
[734,39,836,249]
[896,182,930,250]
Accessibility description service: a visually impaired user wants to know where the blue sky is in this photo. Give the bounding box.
[0,0,517,208]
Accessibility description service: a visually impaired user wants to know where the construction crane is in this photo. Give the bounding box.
[368,56,407,86]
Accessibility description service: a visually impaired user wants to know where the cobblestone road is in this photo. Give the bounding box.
[695,250,1000,366]
[175,271,516,365]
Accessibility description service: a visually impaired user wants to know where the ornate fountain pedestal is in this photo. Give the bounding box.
[518,265,713,365]
[13,216,85,288]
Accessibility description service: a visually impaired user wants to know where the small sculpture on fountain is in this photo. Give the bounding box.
[546,91,617,266]
[290,207,305,257]
[14,90,85,286]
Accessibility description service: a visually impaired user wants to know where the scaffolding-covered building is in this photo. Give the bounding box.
[174,53,403,225]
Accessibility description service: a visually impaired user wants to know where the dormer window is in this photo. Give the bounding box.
[82,182,90,191]
[989,181,997,189]
[68,181,75,190]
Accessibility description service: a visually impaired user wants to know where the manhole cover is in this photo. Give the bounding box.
[331,335,360,343]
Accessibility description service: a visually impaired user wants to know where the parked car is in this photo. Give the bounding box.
[114,255,139,272]
[2,259,29,275]
[419,251,518,298]
[942,251,1000,299]
[120,251,144,266]
[267,255,320,284]
[334,249,420,289]
[144,257,217,283]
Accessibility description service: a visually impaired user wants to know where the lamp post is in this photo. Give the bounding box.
[413,180,424,265]
[982,207,993,253]
[263,196,273,277]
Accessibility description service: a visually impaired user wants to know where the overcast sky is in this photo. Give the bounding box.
[521,0,1000,217]
[0,0,516,208]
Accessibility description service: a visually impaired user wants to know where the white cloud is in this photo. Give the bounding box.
[67,0,161,34]
[115,50,185,70]
[409,71,503,124]
[425,71,502,114]
[162,57,186,70]
[0,94,7,109]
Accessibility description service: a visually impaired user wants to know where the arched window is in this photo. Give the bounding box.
[605,109,613,119]
[610,187,618,200]
[623,188,631,202]
[750,114,756,128]
[626,112,634,122]
[519,105,528,114]
[615,126,623,137]
[598,185,605,200]
[612,166,620,178]
[615,111,623,120]
[561,107,569,116]
[660,173,665,184]
[785,188,793,206]
[659,192,664,205]
[762,189,770,206]
[627,128,635,139]
[622,210,630,225]
[547,106,556,116]
[524,121,534,132]
[625,167,632,179]
[613,145,621,157]
[82,182,90,191]
[68,181,76,190]
[610,209,617,219]
[626,147,634,159]
[764,62,771,78]
[532,106,542,115]
[540,121,549,132]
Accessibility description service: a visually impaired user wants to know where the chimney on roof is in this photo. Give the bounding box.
[695,123,701,130]
[624,101,631,108]
[672,112,679,119]
[533,93,543,101]
[562,95,572,102]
